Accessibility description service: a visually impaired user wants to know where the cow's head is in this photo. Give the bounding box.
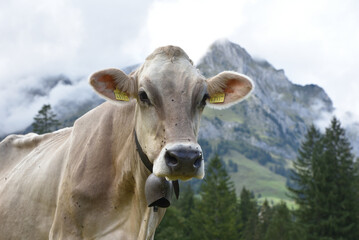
[89,46,253,181]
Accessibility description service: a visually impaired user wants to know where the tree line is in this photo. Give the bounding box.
[156,117,359,240]
[156,155,300,240]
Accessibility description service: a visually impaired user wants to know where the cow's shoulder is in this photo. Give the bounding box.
[2,132,50,149]
[0,128,72,177]
[1,128,71,149]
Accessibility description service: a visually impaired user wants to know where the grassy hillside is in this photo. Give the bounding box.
[200,102,297,207]
[221,150,294,206]
[224,150,287,198]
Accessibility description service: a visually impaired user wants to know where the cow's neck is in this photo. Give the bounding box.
[109,103,165,238]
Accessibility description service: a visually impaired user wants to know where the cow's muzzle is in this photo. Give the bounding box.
[165,146,202,172]
[153,143,205,181]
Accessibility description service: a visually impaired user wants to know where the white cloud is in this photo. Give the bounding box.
[0,77,95,135]
[146,0,249,63]
[0,0,154,135]
[229,0,359,122]
[0,0,82,79]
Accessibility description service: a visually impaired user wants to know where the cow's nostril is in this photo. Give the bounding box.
[165,152,179,167]
[193,154,202,168]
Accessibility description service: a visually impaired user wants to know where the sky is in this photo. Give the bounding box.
[0,0,358,135]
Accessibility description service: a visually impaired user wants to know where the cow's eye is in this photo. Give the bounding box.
[200,93,209,107]
[139,91,151,105]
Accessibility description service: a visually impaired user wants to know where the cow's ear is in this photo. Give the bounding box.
[89,68,137,104]
[206,71,254,109]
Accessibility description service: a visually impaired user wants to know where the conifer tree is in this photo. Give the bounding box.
[287,125,322,237]
[32,104,60,134]
[238,187,258,240]
[288,118,359,240]
[255,199,272,240]
[155,184,195,240]
[155,207,186,240]
[264,202,300,240]
[315,117,359,240]
[175,183,195,219]
[190,155,239,240]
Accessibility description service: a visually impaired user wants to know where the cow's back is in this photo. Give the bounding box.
[0,128,72,239]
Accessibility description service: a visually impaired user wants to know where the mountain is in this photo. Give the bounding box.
[198,39,333,159]
[195,40,334,202]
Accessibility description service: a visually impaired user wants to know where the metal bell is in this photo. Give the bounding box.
[145,173,173,208]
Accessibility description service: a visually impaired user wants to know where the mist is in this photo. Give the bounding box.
[0,0,155,136]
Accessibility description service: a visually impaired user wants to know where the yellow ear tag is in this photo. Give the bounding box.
[114,88,129,101]
[209,93,225,103]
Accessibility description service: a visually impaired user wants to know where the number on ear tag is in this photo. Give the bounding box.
[114,89,129,101]
[209,93,225,103]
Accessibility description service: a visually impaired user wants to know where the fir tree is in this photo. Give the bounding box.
[155,207,186,240]
[288,118,359,240]
[316,117,358,240]
[287,124,322,237]
[176,183,195,219]
[190,155,239,240]
[238,187,258,240]
[32,104,60,134]
[255,199,272,240]
[264,202,300,240]
[155,184,195,240]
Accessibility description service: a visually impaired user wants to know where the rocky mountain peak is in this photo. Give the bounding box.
[197,40,334,159]
[199,39,252,76]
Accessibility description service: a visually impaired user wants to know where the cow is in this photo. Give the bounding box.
[0,46,253,239]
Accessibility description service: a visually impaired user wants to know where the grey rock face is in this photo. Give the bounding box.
[197,40,334,159]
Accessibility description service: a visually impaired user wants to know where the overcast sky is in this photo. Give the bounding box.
[0,0,358,135]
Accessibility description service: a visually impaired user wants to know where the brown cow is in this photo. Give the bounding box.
[0,46,253,239]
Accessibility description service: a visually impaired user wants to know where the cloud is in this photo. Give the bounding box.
[0,76,96,135]
[229,0,359,122]
[0,0,82,79]
[314,105,359,156]
[146,0,249,63]
[0,0,154,135]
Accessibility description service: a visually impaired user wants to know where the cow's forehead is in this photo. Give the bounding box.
[143,59,200,82]
[145,45,193,63]
[137,46,205,90]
